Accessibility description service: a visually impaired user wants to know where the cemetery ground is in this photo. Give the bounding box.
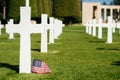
[0,25,120,80]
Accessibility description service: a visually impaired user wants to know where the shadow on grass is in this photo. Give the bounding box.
[36,41,40,43]
[109,48,119,51]
[89,40,105,43]
[0,63,19,73]
[31,49,40,52]
[96,48,119,51]
[111,61,120,66]
[97,48,105,50]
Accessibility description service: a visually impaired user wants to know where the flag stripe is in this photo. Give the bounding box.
[32,62,51,74]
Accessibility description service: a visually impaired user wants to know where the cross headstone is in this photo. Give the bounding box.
[88,20,92,35]
[59,20,63,35]
[92,19,96,36]
[98,18,102,39]
[48,17,54,43]
[112,20,116,33]
[40,14,48,52]
[54,19,60,39]
[106,16,113,43]
[54,19,64,39]
[26,0,29,7]
[86,21,89,33]
[85,17,117,43]
[7,19,15,39]
[6,0,48,73]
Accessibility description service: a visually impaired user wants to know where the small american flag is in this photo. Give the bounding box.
[32,60,51,74]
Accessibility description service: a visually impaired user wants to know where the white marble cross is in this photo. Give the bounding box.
[112,20,116,33]
[106,16,113,43]
[97,17,113,43]
[92,19,96,36]
[26,0,29,7]
[85,21,89,33]
[54,19,63,39]
[98,18,102,39]
[7,19,15,39]
[48,17,54,43]
[6,0,64,74]
[59,20,64,35]
[40,14,48,52]
[85,16,117,43]
[102,16,116,43]
[88,20,92,35]
[6,2,48,73]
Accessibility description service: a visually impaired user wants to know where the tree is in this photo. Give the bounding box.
[110,1,114,5]
[8,0,38,23]
[102,2,107,5]
[8,0,52,23]
[113,0,120,5]
[30,0,38,18]
[53,0,81,24]
[0,0,5,19]
[8,0,25,23]
[0,0,3,20]
[0,0,9,24]
[36,0,52,17]
[6,0,81,24]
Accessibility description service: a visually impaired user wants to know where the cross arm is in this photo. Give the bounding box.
[101,23,116,28]
[6,24,44,34]
[6,24,20,34]
[46,24,54,30]
[29,24,44,33]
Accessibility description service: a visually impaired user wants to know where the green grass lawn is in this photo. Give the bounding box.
[0,26,120,80]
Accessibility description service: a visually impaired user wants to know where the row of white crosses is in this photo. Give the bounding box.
[7,16,64,42]
[48,18,64,43]
[6,0,64,73]
[85,16,117,44]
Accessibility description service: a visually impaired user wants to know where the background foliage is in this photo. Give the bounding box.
[0,0,81,24]
[53,0,81,24]
[113,0,120,5]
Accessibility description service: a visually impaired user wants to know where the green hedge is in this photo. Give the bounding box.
[53,0,81,24]
[36,0,52,17]
[8,0,24,23]
[30,0,38,18]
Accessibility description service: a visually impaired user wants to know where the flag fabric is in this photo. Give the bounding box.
[32,59,41,67]
[32,59,51,74]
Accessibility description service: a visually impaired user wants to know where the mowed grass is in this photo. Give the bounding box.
[0,25,120,80]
